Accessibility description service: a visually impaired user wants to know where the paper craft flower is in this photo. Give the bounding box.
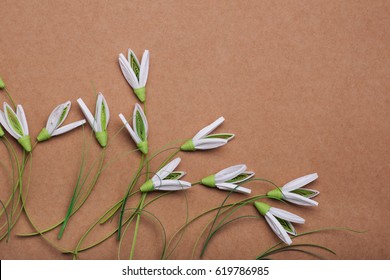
[140,157,191,192]
[37,101,86,142]
[119,103,148,154]
[254,202,305,245]
[77,93,110,147]
[0,102,31,152]
[119,49,149,103]
[200,164,254,194]
[267,173,319,206]
[180,117,234,151]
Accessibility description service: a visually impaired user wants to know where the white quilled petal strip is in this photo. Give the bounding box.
[138,50,149,87]
[193,138,228,150]
[215,164,247,183]
[0,110,19,139]
[119,54,139,89]
[51,119,86,137]
[227,171,255,184]
[153,158,181,183]
[77,98,97,132]
[100,93,110,129]
[269,207,305,224]
[193,117,225,140]
[216,182,251,194]
[16,105,29,135]
[119,113,140,143]
[153,180,191,191]
[265,212,292,245]
[283,192,319,206]
[283,173,319,192]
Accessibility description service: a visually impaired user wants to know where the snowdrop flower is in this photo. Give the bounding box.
[37,101,86,142]
[77,93,110,147]
[254,202,305,245]
[201,164,254,194]
[0,102,31,152]
[140,158,191,192]
[119,103,148,154]
[119,49,149,102]
[180,117,234,151]
[267,173,319,206]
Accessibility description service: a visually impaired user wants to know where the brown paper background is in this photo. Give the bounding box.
[0,0,389,260]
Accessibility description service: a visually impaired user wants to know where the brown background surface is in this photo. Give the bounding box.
[0,0,389,260]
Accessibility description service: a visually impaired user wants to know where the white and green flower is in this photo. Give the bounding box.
[140,158,191,192]
[267,173,319,206]
[119,103,148,154]
[119,49,149,102]
[201,164,254,194]
[37,101,86,142]
[0,102,31,152]
[77,93,110,147]
[254,202,305,245]
[180,117,234,151]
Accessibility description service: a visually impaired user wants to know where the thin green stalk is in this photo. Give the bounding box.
[129,192,146,259]
[4,87,16,108]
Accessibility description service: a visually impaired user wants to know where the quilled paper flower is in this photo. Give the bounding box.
[200,164,254,194]
[0,102,31,152]
[119,103,148,154]
[119,49,149,103]
[77,93,110,147]
[267,173,320,206]
[37,101,86,142]
[254,202,305,245]
[140,157,191,192]
[180,117,234,151]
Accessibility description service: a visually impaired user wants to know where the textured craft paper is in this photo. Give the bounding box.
[0,0,389,259]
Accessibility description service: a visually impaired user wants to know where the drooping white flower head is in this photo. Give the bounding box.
[0,102,31,152]
[254,202,305,245]
[267,173,320,206]
[180,117,234,151]
[77,93,110,147]
[119,103,149,154]
[119,49,149,103]
[37,101,86,142]
[140,157,191,192]
[201,164,254,194]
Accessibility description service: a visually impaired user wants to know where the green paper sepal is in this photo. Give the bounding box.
[18,135,32,152]
[140,179,154,193]
[133,87,146,103]
[37,128,51,142]
[254,202,271,216]
[267,188,283,199]
[137,140,148,154]
[201,175,216,187]
[0,125,4,137]
[180,139,195,151]
[0,77,5,89]
[95,131,108,147]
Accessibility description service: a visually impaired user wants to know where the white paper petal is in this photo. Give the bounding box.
[0,110,19,139]
[215,164,247,183]
[16,105,29,136]
[51,119,86,137]
[282,173,319,192]
[193,117,225,140]
[152,158,181,184]
[216,182,251,194]
[119,113,140,144]
[95,94,103,132]
[265,212,292,245]
[119,54,139,89]
[153,180,191,191]
[133,103,148,140]
[193,138,228,150]
[46,103,64,134]
[269,207,305,224]
[77,98,97,132]
[282,191,319,206]
[139,50,149,87]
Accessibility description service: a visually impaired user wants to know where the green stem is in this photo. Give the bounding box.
[129,192,146,259]
[4,87,16,109]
